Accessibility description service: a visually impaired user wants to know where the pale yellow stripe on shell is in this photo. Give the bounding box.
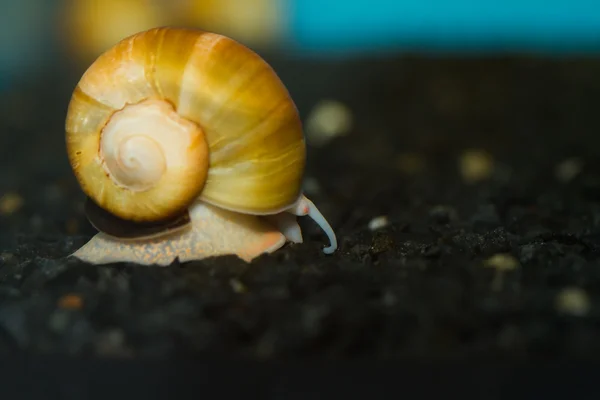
[202,144,304,213]
[65,87,116,202]
[176,32,227,128]
[144,28,200,109]
[202,65,298,157]
[207,98,302,166]
[208,141,303,178]
[76,31,156,110]
[66,87,116,138]
[176,33,306,213]
[184,52,304,213]
[190,41,264,128]
[177,32,299,155]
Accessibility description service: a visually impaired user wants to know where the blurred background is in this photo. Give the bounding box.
[2,0,600,237]
[2,0,600,136]
[3,0,600,79]
[3,0,600,95]
[0,0,599,129]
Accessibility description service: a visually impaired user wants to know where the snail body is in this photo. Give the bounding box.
[66,27,337,265]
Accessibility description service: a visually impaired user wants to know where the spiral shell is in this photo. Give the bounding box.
[66,27,305,223]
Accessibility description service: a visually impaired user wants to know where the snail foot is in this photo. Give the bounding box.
[71,201,286,265]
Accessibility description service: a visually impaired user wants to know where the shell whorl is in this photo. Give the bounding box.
[66,27,306,223]
[99,99,199,193]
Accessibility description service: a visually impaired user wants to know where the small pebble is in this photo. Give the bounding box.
[555,157,584,183]
[483,253,520,291]
[57,293,84,310]
[484,253,519,271]
[555,287,590,316]
[459,149,494,183]
[303,177,321,195]
[0,192,23,215]
[230,278,247,294]
[305,99,353,147]
[368,215,389,231]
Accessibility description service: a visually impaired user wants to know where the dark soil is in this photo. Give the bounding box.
[2,54,600,364]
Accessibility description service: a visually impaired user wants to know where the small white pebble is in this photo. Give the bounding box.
[483,253,519,291]
[229,278,247,294]
[303,177,321,195]
[459,149,494,184]
[555,287,590,316]
[0,192,23,215]
[368,215,389,231]
[305,99,353,147]
[555,157,584,183]
[483,253,520,271]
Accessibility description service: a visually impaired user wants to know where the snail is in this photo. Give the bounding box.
[65,27,337,266]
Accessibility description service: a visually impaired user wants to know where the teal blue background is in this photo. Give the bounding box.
[286,0,600,54]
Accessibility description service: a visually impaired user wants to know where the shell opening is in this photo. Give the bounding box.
[83,196,191,240]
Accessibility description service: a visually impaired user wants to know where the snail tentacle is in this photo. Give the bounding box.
[286,195,338,254]
[264,212,303,244]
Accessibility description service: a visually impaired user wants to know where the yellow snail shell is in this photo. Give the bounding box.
[65,27,337,265]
